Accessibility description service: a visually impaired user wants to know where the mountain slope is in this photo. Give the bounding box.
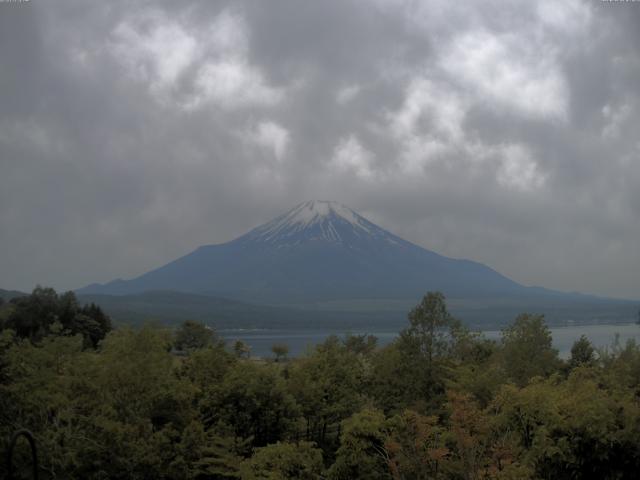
[0,288,28,302]
[77,201,586,303]
[76,290,413,329]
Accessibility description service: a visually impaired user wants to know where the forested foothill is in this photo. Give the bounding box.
[2,288,640,479]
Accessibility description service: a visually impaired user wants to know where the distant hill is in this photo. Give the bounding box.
[77,290,409,330]
[79,201,590,303]
[0,288,28,302]
[77,200,638,328]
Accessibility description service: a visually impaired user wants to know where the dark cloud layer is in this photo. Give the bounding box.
[1,0,639,299]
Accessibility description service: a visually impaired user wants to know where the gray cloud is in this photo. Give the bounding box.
[1,0,639,299]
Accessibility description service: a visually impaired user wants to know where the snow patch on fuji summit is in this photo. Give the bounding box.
[244,200,394,246]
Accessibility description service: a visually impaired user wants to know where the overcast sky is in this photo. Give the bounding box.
[1,0,639,299]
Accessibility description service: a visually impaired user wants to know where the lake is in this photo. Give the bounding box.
[220,323,640,359]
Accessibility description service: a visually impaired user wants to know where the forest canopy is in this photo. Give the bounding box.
[2,289,640,479]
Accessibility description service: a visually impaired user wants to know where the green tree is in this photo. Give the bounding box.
[401,292,457,363]
[78,302,112,347]
[328,408,392,480]
[271,343,289,362]
[3,286,111,348]
[568,335,595,369]
[500,314,559,386]
[174,320,216,352]
[239,441,324,480]
[233,339,251,358]
[203,362,300,447]
[375,292,459,412]
[177,421,242,479]
[0,332,87,477]
[343,333,378,356]
[289,336,366,446]
[447,336,504,409]
[68,327,196,478]
[180,344,236,391]
[491,371,640,479]
[369,343,413,412]
[5,285,59,341]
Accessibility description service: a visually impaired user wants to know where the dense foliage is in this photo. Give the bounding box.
[2,289,640,478]
[0,286,111,348]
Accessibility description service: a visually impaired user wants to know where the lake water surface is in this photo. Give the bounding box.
[220,323,640,359]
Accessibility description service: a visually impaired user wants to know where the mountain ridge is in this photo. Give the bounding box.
[76,201,606,305]
[0,288,29,302]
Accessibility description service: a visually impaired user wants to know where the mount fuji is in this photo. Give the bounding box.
[79,200,561,304]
